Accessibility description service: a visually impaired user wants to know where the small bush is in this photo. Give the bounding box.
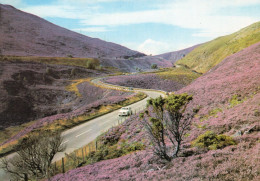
[192,131,236,150]
[87,142,145,163]
[46,67,51,74]
[229,94,245,108]
[151,64,158,69]
[71,68,76,76]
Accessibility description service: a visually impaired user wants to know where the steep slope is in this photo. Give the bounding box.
[155,44,200,63]
[51,42,260,181]
[177,21,260,73]
[100,56,172,72]
[0,4,143,58]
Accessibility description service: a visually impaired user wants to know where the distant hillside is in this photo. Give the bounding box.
[155,44,200,63]
[177,21,260,73]
[51,42,260,181]
[0,4,144,58]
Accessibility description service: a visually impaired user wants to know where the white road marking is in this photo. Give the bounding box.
[100,119,112,126]
[61,140,69,145]
[75,129,92,138]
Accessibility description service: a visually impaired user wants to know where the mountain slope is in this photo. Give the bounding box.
[177,21,260,73]
[155,44,200,63]
[51,42,260,181]
[0,4,143,58]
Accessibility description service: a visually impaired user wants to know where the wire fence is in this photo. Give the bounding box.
[52,109,146,175]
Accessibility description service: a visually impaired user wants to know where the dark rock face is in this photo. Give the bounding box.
[0,60,104,129]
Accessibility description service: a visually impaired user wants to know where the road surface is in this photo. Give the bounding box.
[53,78,165,161]
[0,77,165,180]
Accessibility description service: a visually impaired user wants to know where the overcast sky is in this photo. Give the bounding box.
[1,0,259,55]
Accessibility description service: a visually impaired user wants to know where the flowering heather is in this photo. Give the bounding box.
[0,81,134,146]
[104,73,184,92]
[51,43,260,180]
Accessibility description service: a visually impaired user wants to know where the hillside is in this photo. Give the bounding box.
[51,42,260,180]
[155,44,200,63]
[177,21,260,73]
[0,4,143,58]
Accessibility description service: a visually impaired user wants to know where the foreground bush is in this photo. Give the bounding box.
[140,93,195,161]
[86,141,145,164]
[1,131,65,180]
[192,131,236,150]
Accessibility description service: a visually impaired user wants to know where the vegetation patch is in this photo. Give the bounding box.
[229,94,247,108]
[156,66,201,85]
[192,131,236,150]
[176,22,260,73]
[0,92,146,156]
[54,125,145,175]
[66,78,91,97]
[86,141,145,164]
[200,107,223,122]
[0,55,101,70]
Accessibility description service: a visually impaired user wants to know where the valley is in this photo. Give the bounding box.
[0,2,259,181]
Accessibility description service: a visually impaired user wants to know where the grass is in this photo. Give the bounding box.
[43,92,147,132]
[53,127,145,175]
[0,91,147,156]
[192,131,236,150]
[177,21,260,73]
[0,55,101,69]
[0,120,38,155]
[156,66,202,85]
[229,94,247,108]
[66,78,91,97]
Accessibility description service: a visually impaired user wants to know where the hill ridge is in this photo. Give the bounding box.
[0,4,144,58]
[176,21,260,73]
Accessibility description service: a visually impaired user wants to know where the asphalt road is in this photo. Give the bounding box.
[0,77,164,180]
[53,78,164,161]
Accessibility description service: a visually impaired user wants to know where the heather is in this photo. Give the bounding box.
[51,42,260,181]
[51,121,259,181]
[0,4,140,59]
[177,21,260,73]
[104,73,185,92]
[0,79,143,155]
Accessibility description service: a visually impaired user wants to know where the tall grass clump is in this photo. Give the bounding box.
[192,131,236,150]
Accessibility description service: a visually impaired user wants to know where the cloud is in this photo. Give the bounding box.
[21,5,93,19]
[80,0,259,37]
[0,0,22,6]
[73,27,109,32]
[137,39,171,55]
[19,0,259,39]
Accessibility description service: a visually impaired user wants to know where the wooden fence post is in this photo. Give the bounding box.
[54,161,57,173]
[62,157,65,173]
[24,173,28,181]
[82,148,84,162]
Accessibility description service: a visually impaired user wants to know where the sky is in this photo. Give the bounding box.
[1,0,259,55]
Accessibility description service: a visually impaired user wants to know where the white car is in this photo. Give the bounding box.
[118,107,133,116]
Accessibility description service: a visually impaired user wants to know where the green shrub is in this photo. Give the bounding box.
[192,131,236,150]
[86,141,145,164]
[151,64,158,69]
[229,94,245,108]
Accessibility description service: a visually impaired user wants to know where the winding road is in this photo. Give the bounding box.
[1,77,165,180]
[53,77,165,161]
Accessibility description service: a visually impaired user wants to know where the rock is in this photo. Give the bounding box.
[233,130,242,137]
[244,125,259,134]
